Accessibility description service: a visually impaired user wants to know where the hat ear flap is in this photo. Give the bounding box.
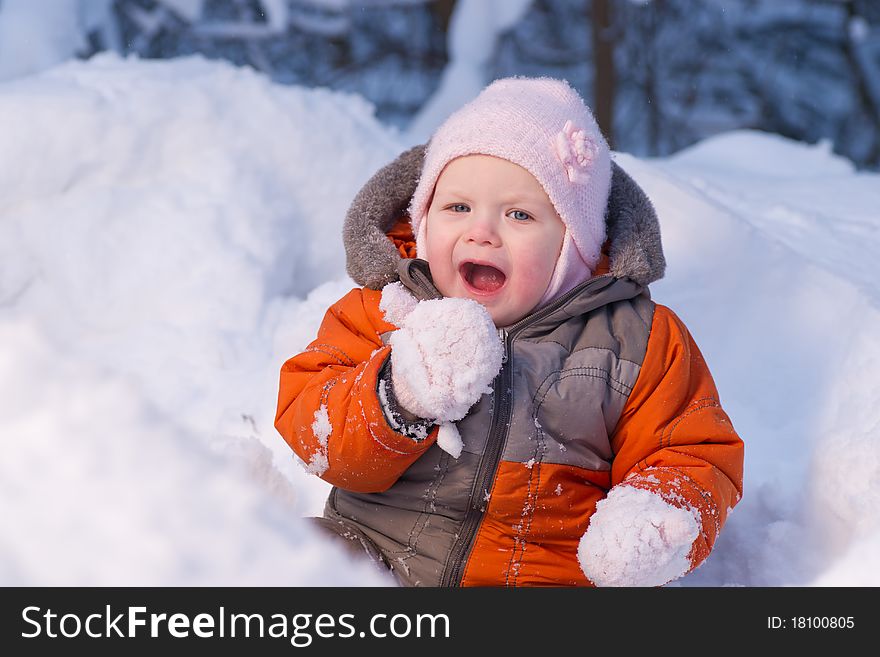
[534,229,594,311]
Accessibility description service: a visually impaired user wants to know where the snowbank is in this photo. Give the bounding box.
[0,53,400,585]
[1,54,877,586]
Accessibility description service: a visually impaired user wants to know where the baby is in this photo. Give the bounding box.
[275,77,744,587]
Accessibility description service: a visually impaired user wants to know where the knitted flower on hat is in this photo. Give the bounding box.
[407,76,612,307]
[555,119,600,184]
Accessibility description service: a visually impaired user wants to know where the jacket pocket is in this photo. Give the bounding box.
[316,488,392,570]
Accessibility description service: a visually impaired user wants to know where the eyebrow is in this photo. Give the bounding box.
[437,189,548,205]
[435,189,471,200]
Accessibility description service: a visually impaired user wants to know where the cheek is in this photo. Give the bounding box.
[424,222,458,290]
[514,236,558,283]
[511,255,555,299]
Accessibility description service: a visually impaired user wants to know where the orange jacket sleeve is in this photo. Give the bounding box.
[274,287,438,493]
[610,304,744,572]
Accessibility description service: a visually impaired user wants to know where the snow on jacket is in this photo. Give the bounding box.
[274,145,744,586]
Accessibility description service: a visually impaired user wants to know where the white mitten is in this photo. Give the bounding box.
[379,283,504,456]
[577,485,700,587]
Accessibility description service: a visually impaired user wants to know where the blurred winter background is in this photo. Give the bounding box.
[0,0,878,586]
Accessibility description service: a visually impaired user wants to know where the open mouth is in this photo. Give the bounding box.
[459,261,507,294]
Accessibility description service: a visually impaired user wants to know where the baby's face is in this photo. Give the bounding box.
[424,154,565,327]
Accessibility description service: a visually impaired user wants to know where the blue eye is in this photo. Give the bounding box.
[449,204,470,213]
[509,210,532,222]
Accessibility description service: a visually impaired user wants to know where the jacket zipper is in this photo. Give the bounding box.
[440,277,616,586]
[499,328,509,363]
[440,328,512,586]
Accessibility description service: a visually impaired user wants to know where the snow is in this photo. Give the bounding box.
[849,16,869,43]
[437,422,464,459]
[1,53,878,586]
[378,280,418,327]
[0,53,399,586]
[381,282,488,459]
[387,293,504,423]
[162,0,206,22]
[380,280,494,457]
[305,405,331,475]
[578,485,701,587]
[311,405,332,446]
[0,0,84,82]
[404,0,533,144]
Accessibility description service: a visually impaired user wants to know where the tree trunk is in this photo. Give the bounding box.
[432,0,458,33]
[591,0,615,147]
[841,1,880,166]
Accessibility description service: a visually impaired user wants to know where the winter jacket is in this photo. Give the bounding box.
[274,145,744,586]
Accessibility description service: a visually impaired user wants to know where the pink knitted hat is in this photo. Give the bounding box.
[407,76,612,308]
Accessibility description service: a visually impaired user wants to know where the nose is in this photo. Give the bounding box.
[463,209,501,247]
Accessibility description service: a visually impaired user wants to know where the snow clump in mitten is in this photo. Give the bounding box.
[388,296,503,423]
[379,281,418,327]
[578,485,700,587]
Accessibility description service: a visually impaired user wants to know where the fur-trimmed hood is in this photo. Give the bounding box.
[343,144,665,291]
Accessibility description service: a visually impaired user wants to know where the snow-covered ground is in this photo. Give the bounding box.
[1,54,877,586]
